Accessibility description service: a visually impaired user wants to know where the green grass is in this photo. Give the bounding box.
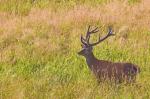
[1,0,150,98]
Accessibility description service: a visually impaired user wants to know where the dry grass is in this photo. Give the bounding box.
[0,0,150,98]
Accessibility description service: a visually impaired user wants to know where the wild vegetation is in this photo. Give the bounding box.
[0,0,150,98]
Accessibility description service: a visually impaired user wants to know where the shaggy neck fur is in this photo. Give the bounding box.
[84,52,97,69]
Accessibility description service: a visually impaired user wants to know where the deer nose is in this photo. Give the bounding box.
[78,49,85,55]
[78,50,83,55]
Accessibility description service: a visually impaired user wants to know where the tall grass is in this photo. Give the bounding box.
[0,0,150,98]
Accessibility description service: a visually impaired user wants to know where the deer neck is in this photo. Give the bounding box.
[85,52,97,69]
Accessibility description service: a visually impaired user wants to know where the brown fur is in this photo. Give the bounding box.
[79,51,140,83]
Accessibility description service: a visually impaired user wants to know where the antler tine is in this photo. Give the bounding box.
[90,27,99,33]
[86,26,99,38]
[80,25,100,46]
[81,35,88,46]
[80,25,90,42]
[89,26,114,46]
[87,25,91,33]
[86,26,99,44]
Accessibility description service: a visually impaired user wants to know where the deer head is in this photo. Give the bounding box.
[78,26,114,57]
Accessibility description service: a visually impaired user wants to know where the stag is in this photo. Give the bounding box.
[78,26,140,83]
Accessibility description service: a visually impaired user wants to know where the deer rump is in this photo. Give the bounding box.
[91,61,140,83]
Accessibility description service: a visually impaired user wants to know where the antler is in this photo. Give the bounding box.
[81,26,114,47]
[89,26,114,46]
[81,25,99,46]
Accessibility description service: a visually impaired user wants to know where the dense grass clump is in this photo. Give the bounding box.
[0,0,150,98]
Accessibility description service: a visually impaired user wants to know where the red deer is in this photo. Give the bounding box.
[78,26,140,83]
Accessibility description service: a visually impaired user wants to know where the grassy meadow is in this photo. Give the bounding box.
[0,0,150,98]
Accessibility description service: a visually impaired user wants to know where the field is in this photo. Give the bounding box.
[0,0,150,98]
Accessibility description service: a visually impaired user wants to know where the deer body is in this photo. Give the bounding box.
[78,26,140,83]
